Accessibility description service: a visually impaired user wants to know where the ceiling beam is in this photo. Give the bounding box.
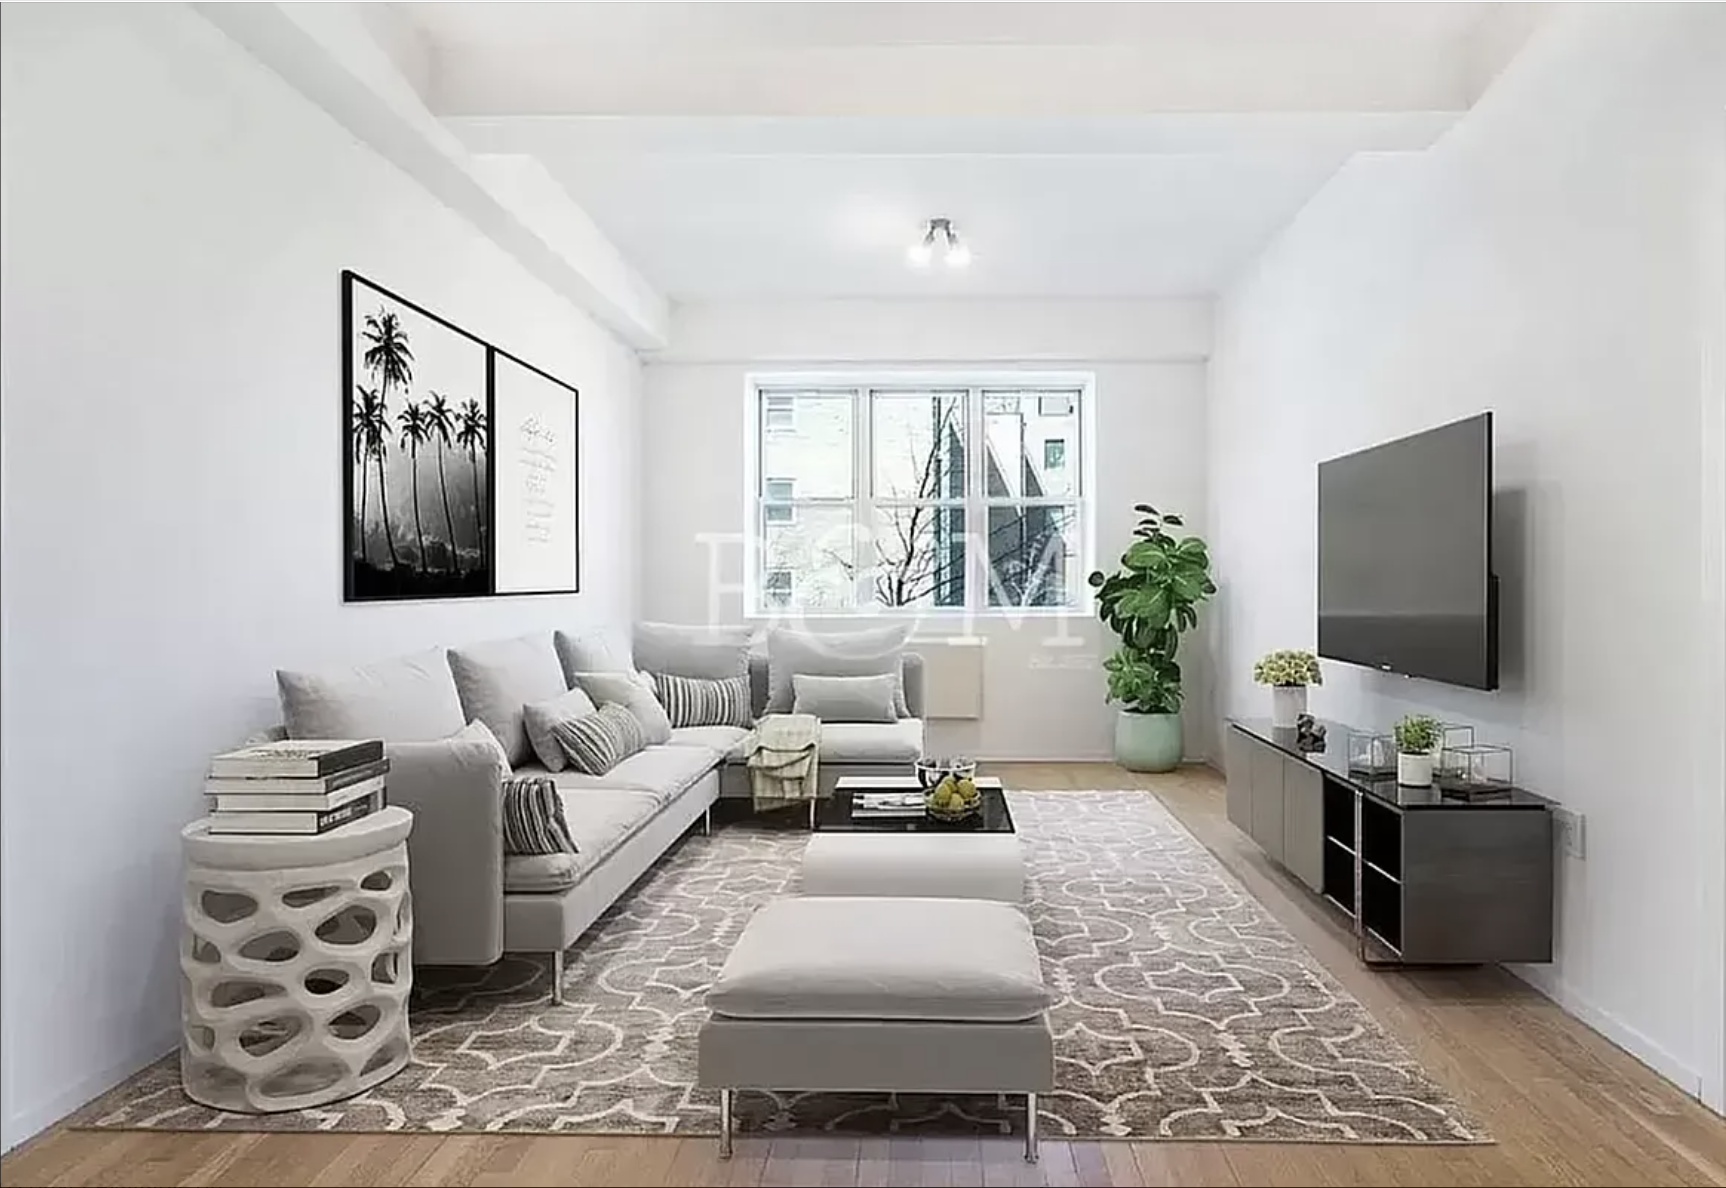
[193,2,669,351]
[427,41,1474,119]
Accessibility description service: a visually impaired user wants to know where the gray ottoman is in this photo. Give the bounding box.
[698,895,1054,1161]
[801,832,1025,902]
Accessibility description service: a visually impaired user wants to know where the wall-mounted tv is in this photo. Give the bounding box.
[1317,412,1498,690]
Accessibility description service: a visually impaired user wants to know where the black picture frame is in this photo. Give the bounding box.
[341,270,580,602]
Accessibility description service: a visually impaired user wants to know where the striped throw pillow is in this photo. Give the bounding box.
[653,672,752,728]
[553,702,647,776]
[500,776,576,856]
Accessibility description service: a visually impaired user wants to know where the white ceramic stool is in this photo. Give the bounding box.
[178,806,414,1112]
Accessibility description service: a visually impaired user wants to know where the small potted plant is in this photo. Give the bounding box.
[1253,649,1322,728]
[1394,713,1442,786]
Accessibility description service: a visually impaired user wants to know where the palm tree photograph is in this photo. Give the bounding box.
[343,272,491,600]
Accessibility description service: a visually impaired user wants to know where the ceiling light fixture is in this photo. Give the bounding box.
[907,217,969,270]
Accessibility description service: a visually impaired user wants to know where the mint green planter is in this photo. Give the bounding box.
[1115,710,1183,773]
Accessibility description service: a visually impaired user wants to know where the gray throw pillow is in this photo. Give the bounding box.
[791,673,899,724]
[452,719,513,775]
[554,702,647,776]
[633,621,753,680]
[653,672,753,728]
[446,633,568,766]
[765,625,911,717]
[522,687,600,772]
[571,670,673,744]
[277,647,465,741]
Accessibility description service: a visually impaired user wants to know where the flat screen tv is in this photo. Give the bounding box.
[1317,412,1498,690]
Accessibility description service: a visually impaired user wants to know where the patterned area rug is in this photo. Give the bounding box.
[81,791,1485,1142]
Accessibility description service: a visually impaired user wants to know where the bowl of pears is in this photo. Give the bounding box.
[916,757,981,822]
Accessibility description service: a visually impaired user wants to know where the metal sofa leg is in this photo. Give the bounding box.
[550,948,565,1005]
[1024,1092,1039,1163]
[703,804,712,836]
[719,1088,734,1158]
[809,796,817,830]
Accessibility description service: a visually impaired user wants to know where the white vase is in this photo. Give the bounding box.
[1270,685,1307,728]
[1397,751,1434,787]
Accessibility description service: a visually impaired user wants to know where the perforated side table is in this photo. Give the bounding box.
[178,806,413,1112]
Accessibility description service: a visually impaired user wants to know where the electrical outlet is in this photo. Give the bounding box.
[1553,806,1586,859]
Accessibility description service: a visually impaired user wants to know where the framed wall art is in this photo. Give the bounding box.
[341,270,580,601]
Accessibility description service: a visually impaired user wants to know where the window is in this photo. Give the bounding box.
[763,568,794,608]
[748,378,1091,615]
[763,477,796,524]
[762,393,797,433]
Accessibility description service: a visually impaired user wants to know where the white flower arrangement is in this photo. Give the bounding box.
[1252,648,1323,688]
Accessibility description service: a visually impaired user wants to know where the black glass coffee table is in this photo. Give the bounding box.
[821,775,1014,833]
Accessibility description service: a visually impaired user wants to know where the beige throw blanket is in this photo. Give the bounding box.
[745,713,821,812]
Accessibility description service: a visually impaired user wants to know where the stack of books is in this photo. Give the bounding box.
[205,739,388,835]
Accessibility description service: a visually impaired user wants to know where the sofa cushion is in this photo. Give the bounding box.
[553,628,632,683]
[518,744,721,806]
[504,789,661,894]
[765,626,911,717]
[667,725,752,760]
[572,670,673,744]
[446,633,568,766]
[653,672,752,728]
[792,672,899,723]
[277,647,465,742]
[818,719,924,764]
[503,851,580,894]
[523,686,600,772]
[707,896,1051,1023]
[634,622,753,680]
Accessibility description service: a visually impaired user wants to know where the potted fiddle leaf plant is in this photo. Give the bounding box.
[1394,713,1442,787]
[1088,504,1216,772]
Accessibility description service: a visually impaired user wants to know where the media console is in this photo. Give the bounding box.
[1226,718,1554,966]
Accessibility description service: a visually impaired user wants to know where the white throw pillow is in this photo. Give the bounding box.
[791,673,899,724]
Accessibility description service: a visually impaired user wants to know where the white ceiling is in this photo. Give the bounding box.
[398,2,1513,302]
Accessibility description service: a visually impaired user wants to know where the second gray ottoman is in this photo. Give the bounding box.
[801,832,1025,902]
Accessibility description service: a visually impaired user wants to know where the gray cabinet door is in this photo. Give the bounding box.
[1282,761,1325,892]
[1224,728,1253,835]
[1249,739,1285,863]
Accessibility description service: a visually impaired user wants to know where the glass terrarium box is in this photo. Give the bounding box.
[1347,730,1396,777]
[1436,743,1515,796]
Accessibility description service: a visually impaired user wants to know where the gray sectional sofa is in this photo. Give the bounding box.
[267,625,925,993]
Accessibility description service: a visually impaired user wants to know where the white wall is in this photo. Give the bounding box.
[1209,5,1726,1106]
[643,299,1212,761]
[0,4,642,1148]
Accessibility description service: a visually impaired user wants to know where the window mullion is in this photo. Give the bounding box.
[965,386,987,613]
[855,389,871,610]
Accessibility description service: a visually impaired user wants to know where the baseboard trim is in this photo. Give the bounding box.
[1510,963,1708,1105]
[2,1028,176,1153]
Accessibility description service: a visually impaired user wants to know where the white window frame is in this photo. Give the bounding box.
[743,371,1097,618]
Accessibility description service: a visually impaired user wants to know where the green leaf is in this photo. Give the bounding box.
[1086,570,1106,589]
[1162,513,1183,526]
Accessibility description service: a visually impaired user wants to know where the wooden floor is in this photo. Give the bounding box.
[6,763,1724,1187]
